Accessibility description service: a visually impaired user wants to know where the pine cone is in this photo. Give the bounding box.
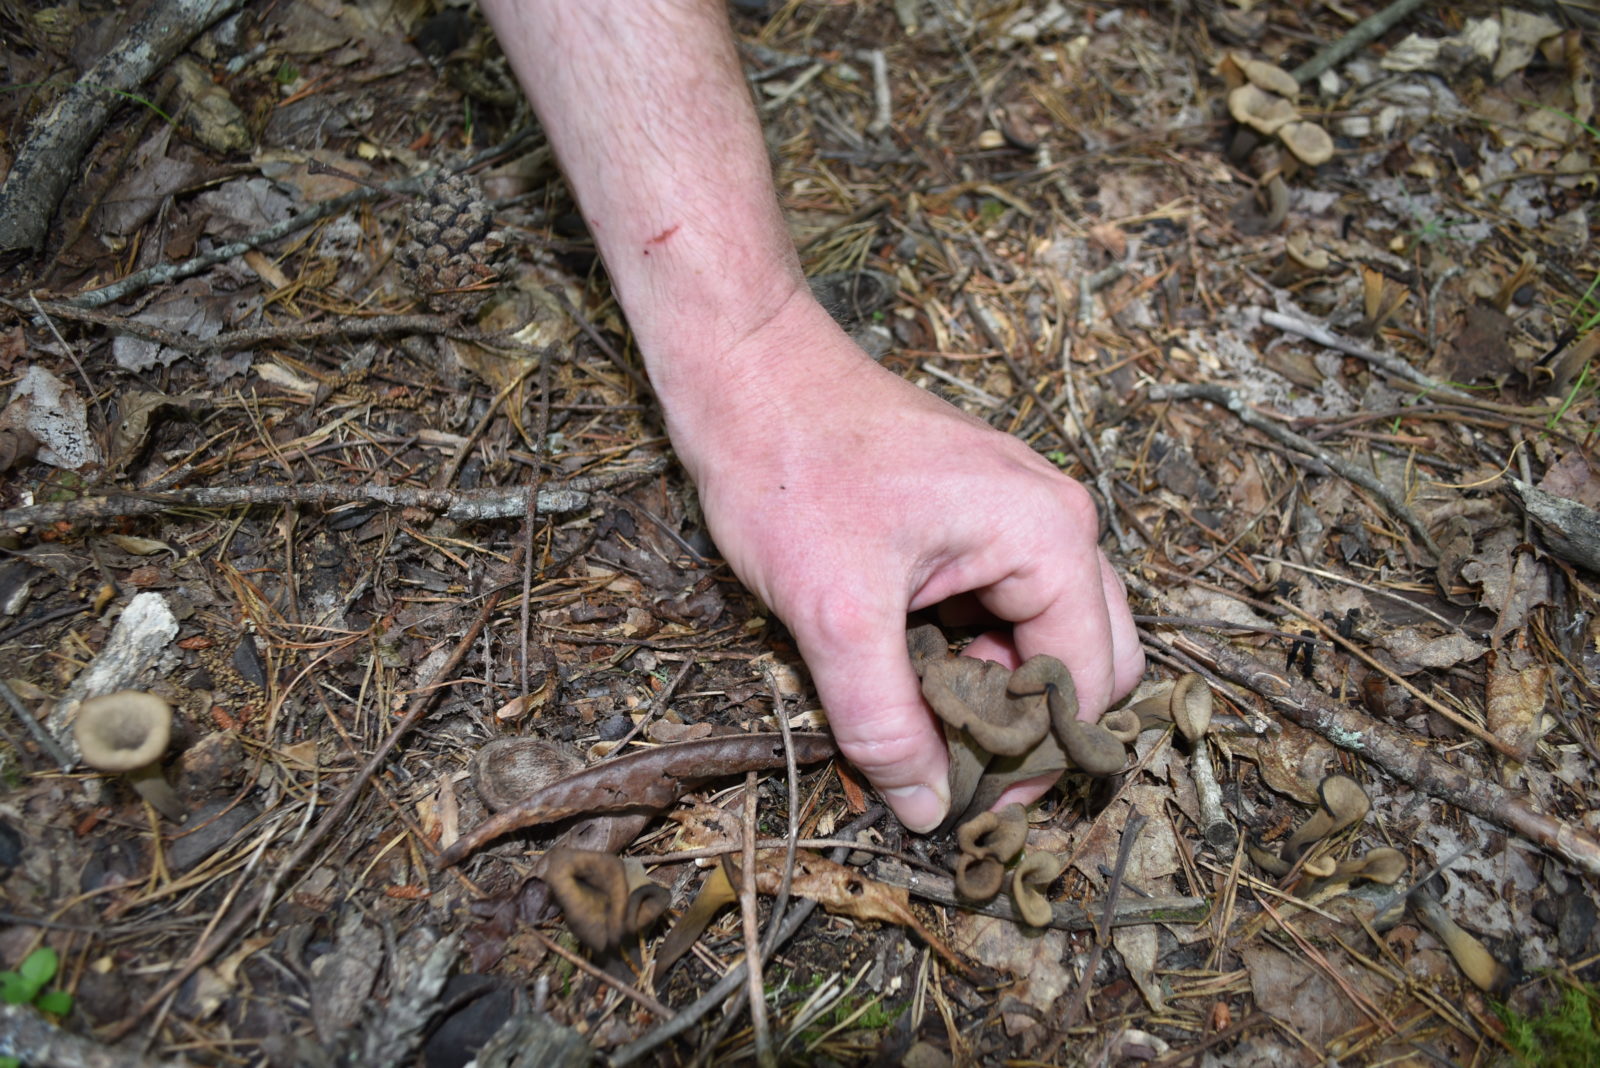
[396,173,507,315]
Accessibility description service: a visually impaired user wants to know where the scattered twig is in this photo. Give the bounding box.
[1065,810,1149,1028]
[600,658,697,757]
[104,549,525,1040]
[526,928,673,1020]
[1261,308,1469,399]
[608,807,887,1067]
[739,772,774,1068]
[547,287,655,400]
[0,461,666,531]
[1290,0,1432,85]
[1148,382,1440,556]
[1164,627,1600,876]
[0,676,73,770]
[759,665,802,960]
[16,300,507,353]
[0,0,246,253]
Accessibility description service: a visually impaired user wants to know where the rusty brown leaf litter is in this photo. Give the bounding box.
[1,0,1598,1064]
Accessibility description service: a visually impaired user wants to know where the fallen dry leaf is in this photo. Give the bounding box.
[751,849,970,975]
[438,732,837,865]
[1486,646,1550,762]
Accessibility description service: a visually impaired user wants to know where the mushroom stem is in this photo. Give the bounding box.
[1190,742,1236,858]
[126,762,186,822]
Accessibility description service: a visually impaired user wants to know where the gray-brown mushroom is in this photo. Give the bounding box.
[1126,673,1213,742]
[1282,774,1371,862]
[1228,83,1296,136]
[1280,120,1335,166]
[921,656,1049,757]
[1411,890,1511,993]
[74,691,186,822]
[954,802,1027,902]
[1011,851,1067,928]
[544,847,669,958]
[1009,655,1126,775]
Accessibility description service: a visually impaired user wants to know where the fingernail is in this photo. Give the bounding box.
[884,784,946,834]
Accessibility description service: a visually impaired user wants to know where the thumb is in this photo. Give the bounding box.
[792,608,950,833]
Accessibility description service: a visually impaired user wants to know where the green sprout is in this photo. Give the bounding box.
[1496,975,1600,1068]
[0,946,73,1017]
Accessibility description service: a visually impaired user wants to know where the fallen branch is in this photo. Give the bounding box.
[1163,627,1600,877]
[1148,382,1439,556]
[0,461,666,531]
[0,0,245,253]
[609,808,886,1067]
[1290,0,1432,85]
[1,1004,190,1068]
[104,548,525,1040]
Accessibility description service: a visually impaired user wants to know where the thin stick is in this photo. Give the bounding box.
[739,773,774,1068]
[105,552,524,1040]
[1167,628,1600,876]
[609,807,886,1067]
[0,677,72,769]
[1290,0,1433,85]
[1148,382,1440,556]
[1064,810,1149,1027]
[525,928,672,1020]
[759,666,801,959]
[0,461,665,531]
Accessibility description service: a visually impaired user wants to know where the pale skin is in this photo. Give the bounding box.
[481,0,1145,832]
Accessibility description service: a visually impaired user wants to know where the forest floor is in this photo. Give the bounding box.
[1,0,1599,1065]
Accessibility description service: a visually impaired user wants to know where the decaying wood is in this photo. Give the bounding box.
[0,1004,189,1068]
[0,0,246,252]
[0,461,666,530]
[438,732,839,866]
[1167,628,1600,876]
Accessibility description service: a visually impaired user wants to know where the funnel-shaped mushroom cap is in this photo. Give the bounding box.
[1228,84,1296,135]
[953,803,1029,903]
[922,656,1049,757]
[1012,852,1067,928]
[1169,674,1214,743]
[545,848,667,956]
[1280,121,1334,166]
[1282,774,1371,861]
[1238,57,1299,98]
[74,691,173,772]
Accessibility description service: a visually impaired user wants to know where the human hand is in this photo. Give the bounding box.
[661,291,1145,832]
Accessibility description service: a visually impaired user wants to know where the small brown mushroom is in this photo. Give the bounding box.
[544,847,668,958]
[1009,656,1126,775]
[1126,674,1213,743]
[1279,120,1335,166]
[1411,890,1511,993]
[1281,774,1371,862]
[921,656,1048,757]
[1011,851,1067,928]
[954,802,1027,902]
[655,857,737,974]
[1238,57,1300,98]
[1228,84,1297,136]
[1099,707,1143,744]
[1306,847,1408,896]
[74,691,185,822]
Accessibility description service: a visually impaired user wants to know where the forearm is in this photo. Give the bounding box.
[482,0,809,426]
